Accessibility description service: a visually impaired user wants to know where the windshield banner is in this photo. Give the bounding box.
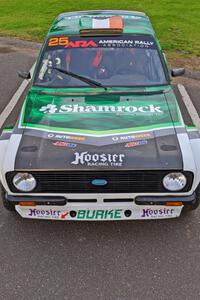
[47,35,157,50]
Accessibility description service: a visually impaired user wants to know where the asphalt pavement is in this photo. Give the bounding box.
[0,38,200,300]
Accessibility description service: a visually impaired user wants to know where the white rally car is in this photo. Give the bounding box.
[0,10,200,221]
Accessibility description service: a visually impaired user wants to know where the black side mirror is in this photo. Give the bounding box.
[17,70,31,80]
[171,68,185,77]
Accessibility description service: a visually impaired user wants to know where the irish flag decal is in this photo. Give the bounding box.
[80,16,123,31]
[92,16,123,30]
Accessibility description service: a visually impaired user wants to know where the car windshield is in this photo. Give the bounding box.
[34,34,168,88]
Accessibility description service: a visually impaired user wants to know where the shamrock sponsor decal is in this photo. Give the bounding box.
[39,104,58,114]
[39,104,163,115]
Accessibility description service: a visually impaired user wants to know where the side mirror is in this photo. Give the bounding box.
[171,68,185,77]
[17,70,31,80]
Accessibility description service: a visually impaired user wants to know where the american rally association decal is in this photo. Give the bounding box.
[71,152,125,167]
[48,37,98,48]
[47,35,156,49]
[39,104,163,115]
[98,39,154,48]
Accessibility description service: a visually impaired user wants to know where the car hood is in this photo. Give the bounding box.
[15,89,183,170]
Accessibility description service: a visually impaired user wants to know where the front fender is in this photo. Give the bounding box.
[0,133,22,192]
[190,137,200,190]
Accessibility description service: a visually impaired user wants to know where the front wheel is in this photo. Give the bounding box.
[0,183,16,211]
[183,185,200,212]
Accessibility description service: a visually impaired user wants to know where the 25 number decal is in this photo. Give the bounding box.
[48,37,68,46]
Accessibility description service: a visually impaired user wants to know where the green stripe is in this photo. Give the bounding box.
[22,121,182,135]
[186,125,196,130]
[2,128,13,133]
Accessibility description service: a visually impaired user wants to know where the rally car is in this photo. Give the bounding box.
[0,10,200,221]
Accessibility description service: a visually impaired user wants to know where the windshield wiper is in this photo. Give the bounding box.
[51,66,107,90]
[37,89,166,96]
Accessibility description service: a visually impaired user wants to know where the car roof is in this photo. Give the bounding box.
[48,10,156,37]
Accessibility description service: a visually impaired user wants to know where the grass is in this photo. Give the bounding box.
[0,0,200,59]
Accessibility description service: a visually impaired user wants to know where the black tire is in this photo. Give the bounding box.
[0,183,16,211]
[183,185,200,212]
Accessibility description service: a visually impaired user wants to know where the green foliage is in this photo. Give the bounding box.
[0,0,200,56]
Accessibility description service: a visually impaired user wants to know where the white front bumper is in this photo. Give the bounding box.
[15,202,183,221]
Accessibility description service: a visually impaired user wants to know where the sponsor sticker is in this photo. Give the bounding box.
[75,209,122,220]
[28,208,63,219]
[26,208,70,220]
[39,104,163,115]
[112,132,151,142]
[71,151,125,167]
[53,141,77,148]
[47,133,85,141]
[47,36,156,49]
[21,208,122,220]
[98,39,154,48]
[16,205,183,221]
[125,140,148,148]
[141,207,179,219]
[48,37,98,48]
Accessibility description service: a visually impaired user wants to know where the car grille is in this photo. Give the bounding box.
[6,170,193,193]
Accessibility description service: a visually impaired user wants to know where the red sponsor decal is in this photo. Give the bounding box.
[65,40,98,48]
[125,140,148,148]
[53,141,77,148]
[53,141,67,147]
[61,212,69,219]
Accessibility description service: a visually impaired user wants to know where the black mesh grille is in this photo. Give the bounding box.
[6,170,193,194]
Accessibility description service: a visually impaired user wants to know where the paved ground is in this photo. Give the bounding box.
[0,38,200,300]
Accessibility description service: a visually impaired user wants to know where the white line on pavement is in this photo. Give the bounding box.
[178,83,200,132]
[0,63,35,129]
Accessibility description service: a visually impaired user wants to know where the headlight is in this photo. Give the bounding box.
[13,173,36,192]
[163,172,187,191]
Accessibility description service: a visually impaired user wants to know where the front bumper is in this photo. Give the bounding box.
[15,202,184,221]
[7,193,196,221]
